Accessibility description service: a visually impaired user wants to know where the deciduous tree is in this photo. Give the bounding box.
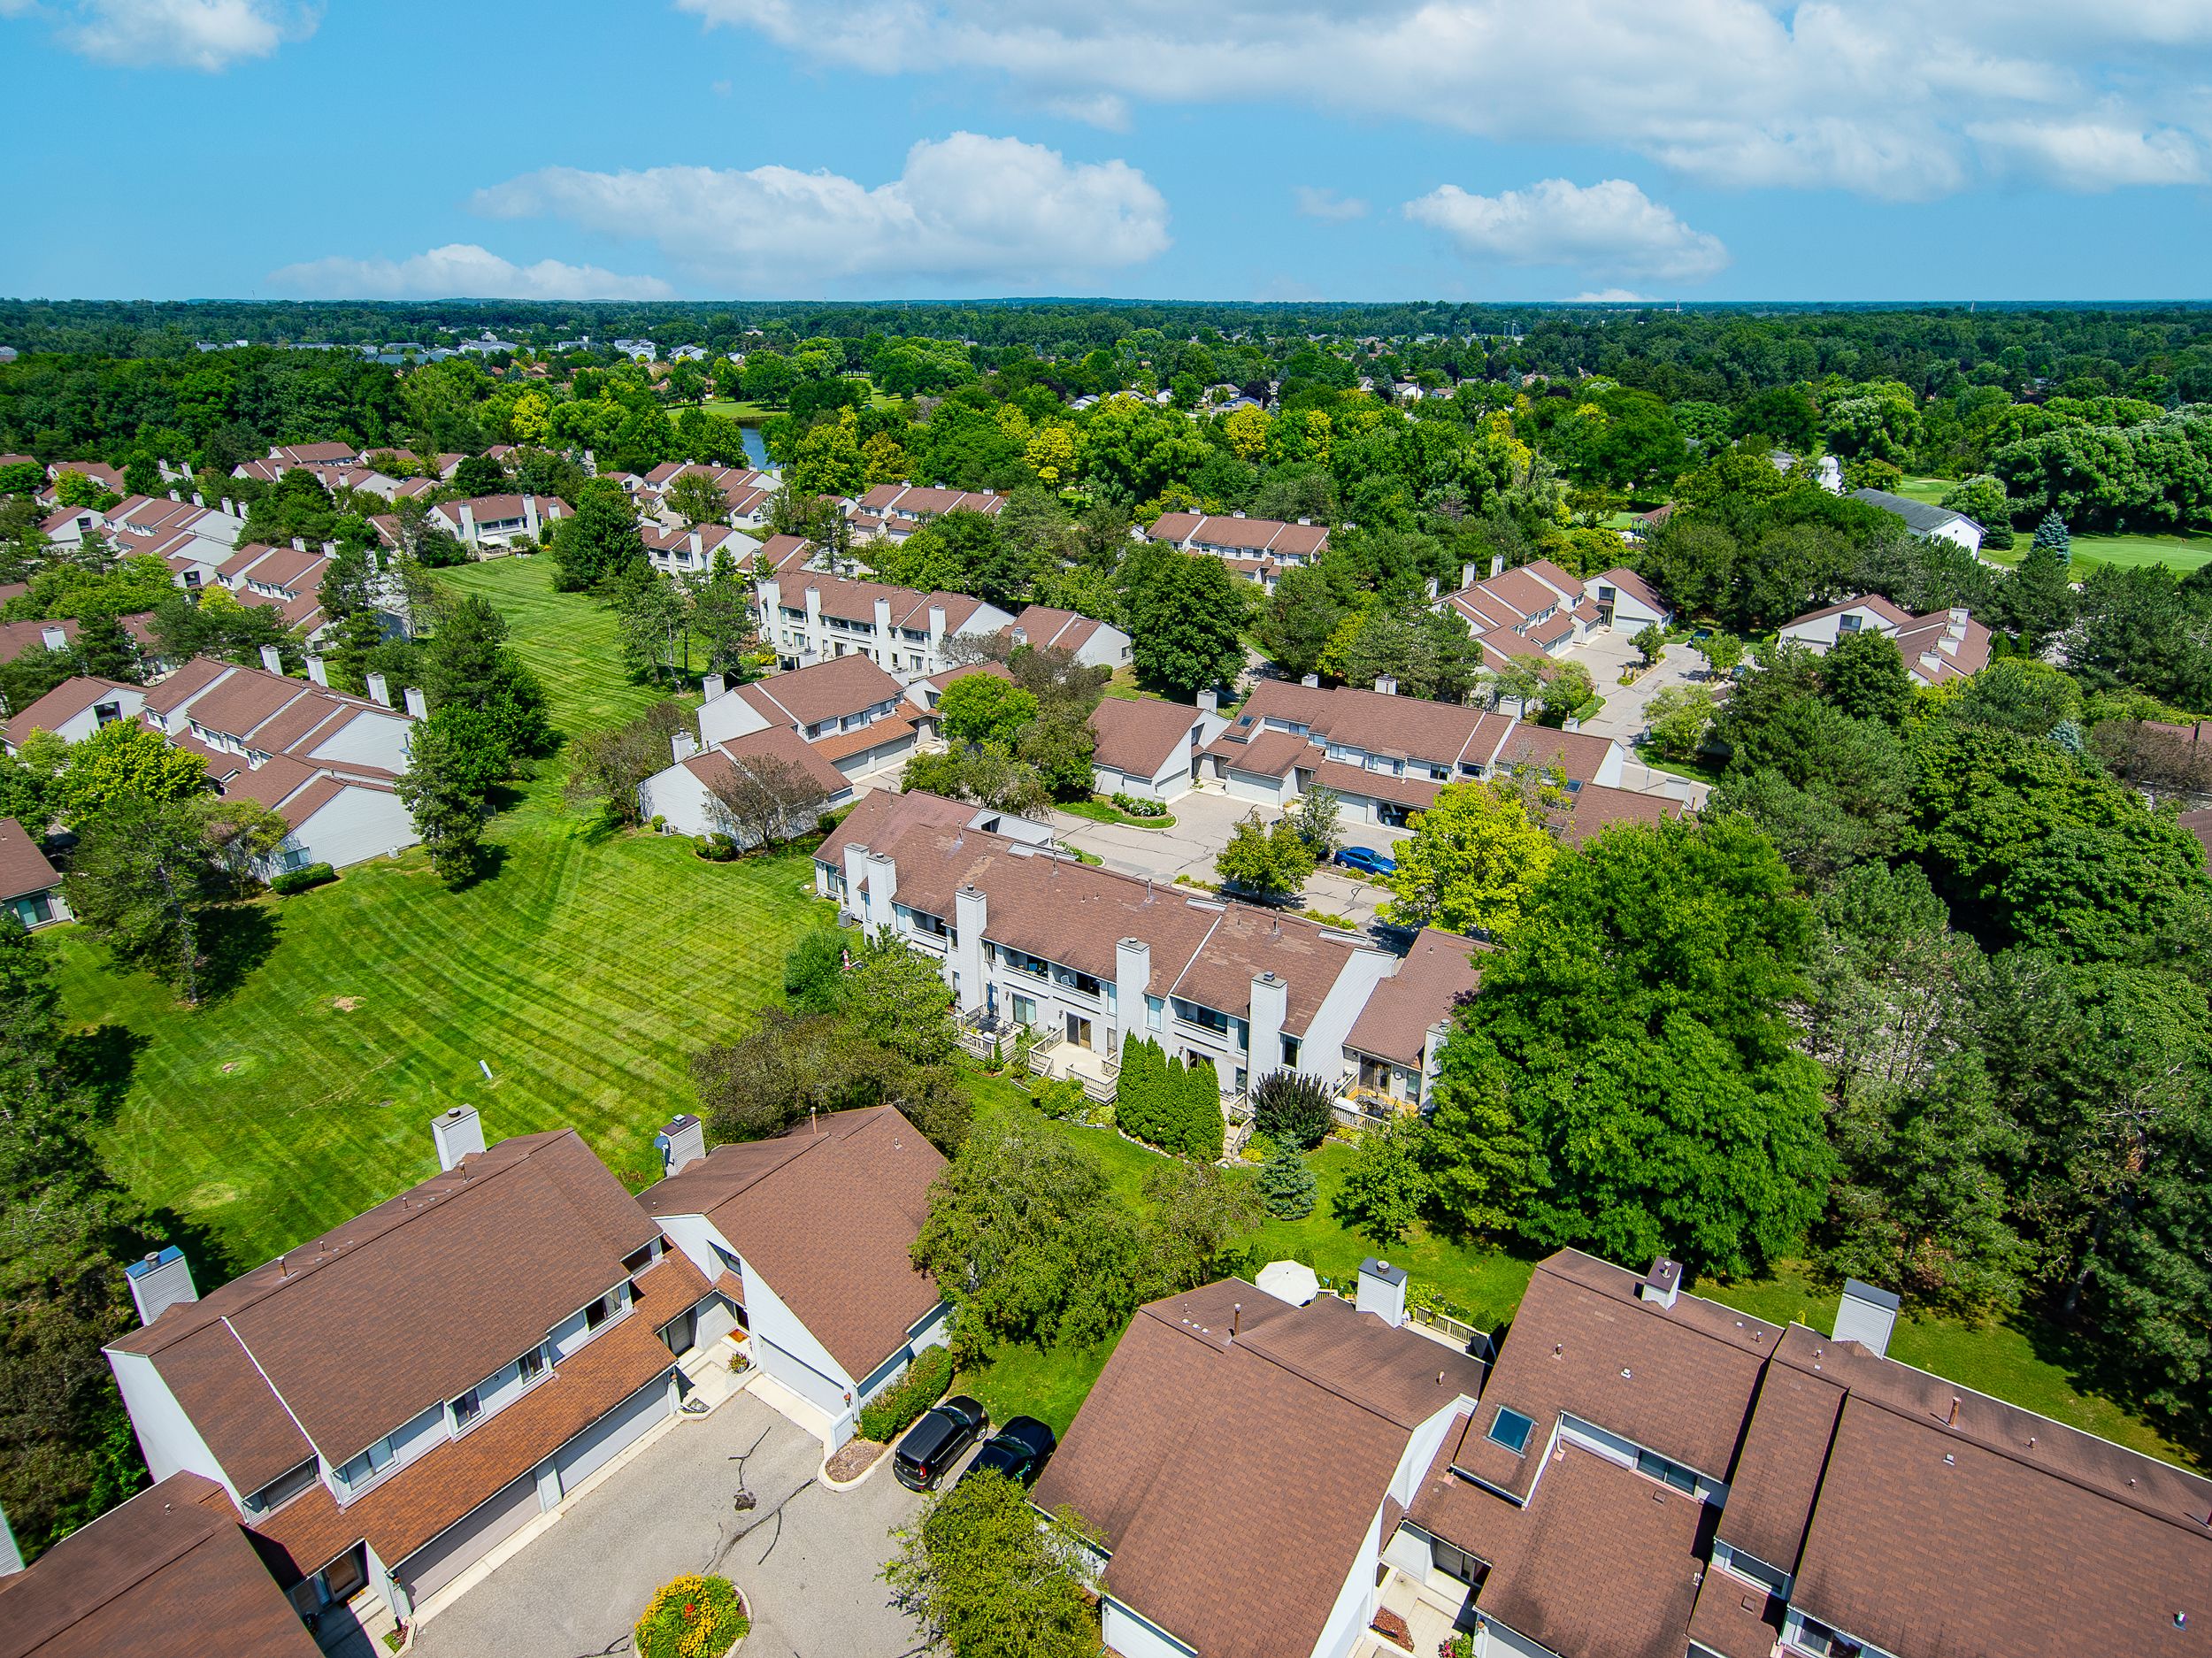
[1383,780,1558,938]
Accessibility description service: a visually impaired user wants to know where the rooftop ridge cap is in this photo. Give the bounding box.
[1786,1322,2212,1528]
[219,1309,326,1465]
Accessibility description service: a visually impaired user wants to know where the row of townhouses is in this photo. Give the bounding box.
[1,656,421,874]
[1438,557,1672,673]
[820,788,1480,1114]
[846,482,1006,542]
[1778,594,1994,686]
[1039,1248,2212,1658]
[1143,510,1333,588]
[0,1101,952,1647]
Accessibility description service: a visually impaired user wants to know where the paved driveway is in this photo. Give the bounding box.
[411,1393,926,1658]
[1578,641,1715,744]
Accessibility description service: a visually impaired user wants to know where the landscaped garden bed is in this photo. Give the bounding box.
[825,1438,887,1481]
[1062,796,1178,829]
[635,1573,749,1658]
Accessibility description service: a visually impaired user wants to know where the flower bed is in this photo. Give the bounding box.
[635,1574,749,1658]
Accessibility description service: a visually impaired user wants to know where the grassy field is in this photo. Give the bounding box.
[1896,477,2212,573]
[56,557,835,1271]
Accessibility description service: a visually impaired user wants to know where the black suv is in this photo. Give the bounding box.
[893,1395,988,1491]
[957,1416,1057,1489]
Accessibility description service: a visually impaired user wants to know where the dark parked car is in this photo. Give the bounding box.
[958,1416,1057,1489]
[894,1394,988,1491]
[1334,844,1398,877]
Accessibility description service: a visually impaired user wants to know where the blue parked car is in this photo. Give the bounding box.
[1334,845,1397,877]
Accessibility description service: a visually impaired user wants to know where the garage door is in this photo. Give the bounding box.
[552,1378,670,1493]
[397,1471,541,1604]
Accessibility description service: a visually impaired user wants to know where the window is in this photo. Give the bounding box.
[243,1459,319,1516]
[1486,1407,1535,1455]
[518,1347,546,1382]
[710,1240,743,1276]
[450,1388,481,1429]
[585,1294,613,1332]
[623,1240,657,1273]
[1006,949,1049,979]
[1146,994,1164,1032]
[1635,1448,1700,1495]
[1010,994,1036,1025]
[1175,999,1230,1036]
[1280,1034,1301,1067]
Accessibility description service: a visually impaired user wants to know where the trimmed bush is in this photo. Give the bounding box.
[1109,791,1169,818]
[634,1573,749,1658]
[693,833,738,862]
[270,863,335,895]
[857,1344,955,1444]
[1250,1069,1333,1151]
[1181,1057,1225,1160]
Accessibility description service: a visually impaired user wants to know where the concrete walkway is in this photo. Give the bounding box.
[410,1391,925,1658]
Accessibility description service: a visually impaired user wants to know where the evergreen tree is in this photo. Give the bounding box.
[1257,1139,1317,1219]
[419,594,549,761]
[2003,537,2077,655]
[72,610,141,683]
[1182,1057,1225,1160]
[2031,511,2072,564]
[395,707,491,886]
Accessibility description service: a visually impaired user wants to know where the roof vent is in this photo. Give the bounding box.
[1833,1278,1901,1357]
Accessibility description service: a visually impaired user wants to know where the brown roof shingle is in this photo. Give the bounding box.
[0,817,61,900]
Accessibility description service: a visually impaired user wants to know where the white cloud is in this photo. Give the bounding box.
[472,133,1170,289]
[1967,118,2204,188]
[9,0,315,69]
[1406,178,1730,283]
[673,0,2212,196]
[1571,288,1649,303]
[268,244,673,301]
[1293,186,1368,221]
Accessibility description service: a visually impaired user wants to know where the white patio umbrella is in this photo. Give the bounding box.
[1255,1259,1320,1307]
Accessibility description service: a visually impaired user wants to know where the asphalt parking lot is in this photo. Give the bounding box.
[411,1393,929,1658]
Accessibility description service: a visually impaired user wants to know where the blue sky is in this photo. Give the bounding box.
[4,0,2208,303]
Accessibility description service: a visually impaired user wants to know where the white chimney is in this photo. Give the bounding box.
[258,644,284,674]
[1375,675,1398,695]
[1833,1278,1900,1357]
[403,687,429,719]
[1490,554,1505,579]
[672,730,699,763]
[365,671,392,707]
[655,1114,706,1178]
[291,535,307,552]
[1462,563,1477,589]
[1301,673,1320,688]
[432,1105,485,1171]
[126,1247,198,1327]
[703,672,726,702]
[1425,577,1440,600]
[305,656,329,687]
[1639,1256,1682,1310]
[1196,689,1218,714]
[39,626,65,651]
[221,497,236,518]
[1356,1257,1408,1328]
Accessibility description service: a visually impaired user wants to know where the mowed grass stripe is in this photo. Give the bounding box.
[57,565,823,1271]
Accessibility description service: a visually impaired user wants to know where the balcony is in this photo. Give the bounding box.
[1026,1037,1119,1104]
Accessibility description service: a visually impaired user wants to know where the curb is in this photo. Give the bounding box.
[818,1441,892,1492]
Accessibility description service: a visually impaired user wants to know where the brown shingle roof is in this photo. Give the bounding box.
[641,1107,943,1378]
[683,725,850,799]
[0,1473,319,1658]
[0,618,78,663]
[733,653,903,730]
[1555,780,1683,844]
[1032,1281,1481,1658]
[3,677,132,748]
[1344,929,1481,1069]
[0,817,60,900]
[111,1132,659,1472]
[1006,603,1104,653]
[1088,696,1202,778]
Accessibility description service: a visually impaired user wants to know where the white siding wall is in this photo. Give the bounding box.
[697,694,773,748]
[1299,947,1398,1086]
[637,763,719,838]
[742,1261,859,1443]
[1312,1506,1386,1658]
[1102,1598,1200,1658]
[303,710,413,771]
[106,1349,234,1496]
[289,787,418,869]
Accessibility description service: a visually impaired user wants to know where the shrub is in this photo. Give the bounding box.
[1249,1069,1333,1151]
[857,1344,955,1444]
[1109,791,1169,818]
[693,833,738,862]
[1036,1076,1087,1119]
[269,863,336,895]
[634,1573,749,1658]
[1181,1057,1225,1160]
[650,814,666,832]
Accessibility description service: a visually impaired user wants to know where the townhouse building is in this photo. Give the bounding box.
[1202,679,1633,827]
[641,519,749,577]
[1033,1263,1486,1658]
[1004,601,1133,669]
[424,494,569,551]
[0,1473,321,1658]
[847,482,1006,542]
[637,654,918,837]
[1437,557,1600,672]
[1777,595,1993,687]
[906,665,1225,803]
[104,1113,711,1630]
[641,1104,951,1449]
[1847,486,1985,556]
[820,790,1476,1109]
[755,572,1013,679]
[1144,510,1332,589]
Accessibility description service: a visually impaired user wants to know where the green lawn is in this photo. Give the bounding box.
[441,557,679,735]
[56,560,832,1272]
[1894,477,2212,573]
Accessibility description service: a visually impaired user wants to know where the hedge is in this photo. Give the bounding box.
[270,863,335,895]
[858,1344,955,1444]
